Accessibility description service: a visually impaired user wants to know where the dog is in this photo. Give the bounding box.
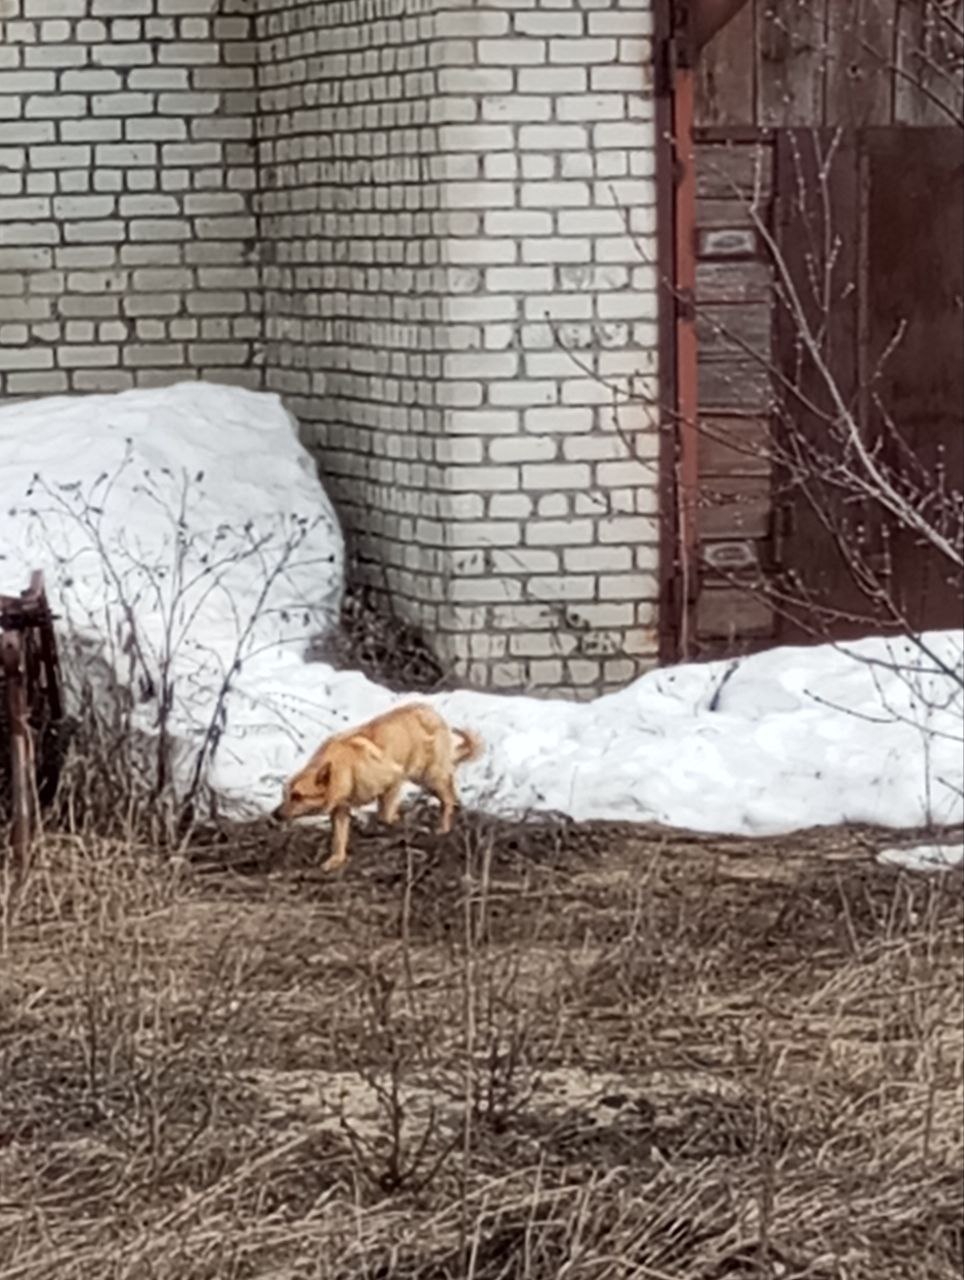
[273,702,483,871]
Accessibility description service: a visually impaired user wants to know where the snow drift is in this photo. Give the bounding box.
[0,383,961,853]
[0,381,343,775]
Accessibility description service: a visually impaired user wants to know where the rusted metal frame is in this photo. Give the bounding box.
[1,574,63,713]
[0,571,64,867]
[655,1,700,663]
[674,58,700,660]
[655,2,700,662]
[2,632,32,870]
[654,2,701,661]
[655,0,682,663]
[25,572,64,725]
[657,1,758,662]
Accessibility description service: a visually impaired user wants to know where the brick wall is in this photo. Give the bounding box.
[436,1,660,692]
[256,0,451,640]
[257,0,661,695]
[0,0,661,695]
[0,0,260,397]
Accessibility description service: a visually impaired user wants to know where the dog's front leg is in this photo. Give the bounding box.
[321,807,351,871]
[378,780,404,826]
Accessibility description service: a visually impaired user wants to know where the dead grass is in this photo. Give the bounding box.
[307,584,452,694]
[0,809,961,1279]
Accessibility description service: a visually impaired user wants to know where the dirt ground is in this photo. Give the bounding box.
[0,809,961,1279]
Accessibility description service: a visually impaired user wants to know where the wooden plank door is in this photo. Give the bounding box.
[773,127,963,641]
[862,128,964,630]
[772,129,868,639]
[691,137,778,655]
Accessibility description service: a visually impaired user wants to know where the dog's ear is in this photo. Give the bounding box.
[314,761,332,790]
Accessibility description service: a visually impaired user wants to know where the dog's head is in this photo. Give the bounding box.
[273,761,333,822]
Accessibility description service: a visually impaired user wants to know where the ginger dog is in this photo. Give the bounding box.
[273,703,483,871]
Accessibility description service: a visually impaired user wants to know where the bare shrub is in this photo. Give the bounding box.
[307,581,451,694]
[9,459,336,848]
[0,813,960,1279]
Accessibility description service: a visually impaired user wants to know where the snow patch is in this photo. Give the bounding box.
[878,843,964,873]
[1,382,962,839]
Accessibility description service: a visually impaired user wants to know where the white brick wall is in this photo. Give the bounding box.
[0,0,661,694]
[258,0,661,695]
[256,0,451,637]
[0,0,260,396]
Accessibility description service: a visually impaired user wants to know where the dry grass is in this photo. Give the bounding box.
[307,584,452,694]
[0,809,961,1279]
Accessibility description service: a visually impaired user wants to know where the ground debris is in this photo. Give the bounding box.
[1,816,961,1280]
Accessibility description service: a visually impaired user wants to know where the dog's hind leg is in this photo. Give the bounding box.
[378,779,404,826]
[322,806,351,871]
[424,769,458,834]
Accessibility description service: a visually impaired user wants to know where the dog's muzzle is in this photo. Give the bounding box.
[270,804,286,822]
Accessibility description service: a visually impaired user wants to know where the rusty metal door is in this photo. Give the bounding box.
[773,127,964,641]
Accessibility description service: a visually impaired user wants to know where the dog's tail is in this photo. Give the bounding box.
[453,726,484,765]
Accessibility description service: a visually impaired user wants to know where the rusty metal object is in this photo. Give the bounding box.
[674,60,700,660]
[654,0,680,663]
[655,0,702,662]
[655,0,675,665]
[0,572,64,870]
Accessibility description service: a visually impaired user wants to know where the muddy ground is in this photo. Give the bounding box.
[1,809,961,1279]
